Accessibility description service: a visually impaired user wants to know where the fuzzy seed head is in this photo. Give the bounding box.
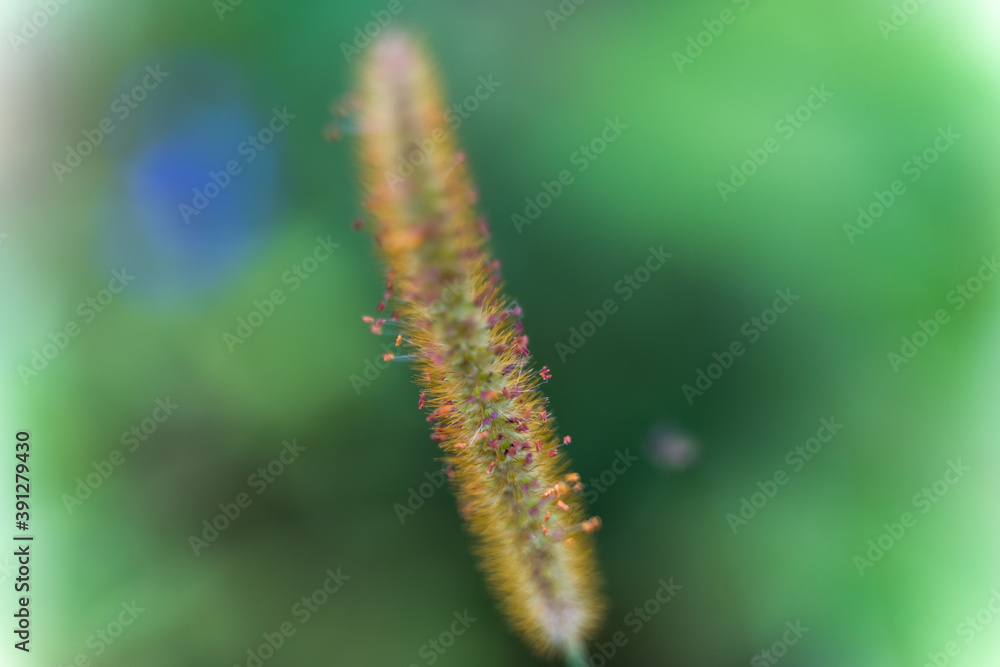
[353,31,604,657]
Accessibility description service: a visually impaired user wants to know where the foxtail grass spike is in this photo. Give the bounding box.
[351,31,604,659]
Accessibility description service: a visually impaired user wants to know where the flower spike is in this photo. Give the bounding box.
[351,31,604,659]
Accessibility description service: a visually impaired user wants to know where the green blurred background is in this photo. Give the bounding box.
[2,0,999,665]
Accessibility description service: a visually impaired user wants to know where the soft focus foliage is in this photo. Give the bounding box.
[1,0,998,665]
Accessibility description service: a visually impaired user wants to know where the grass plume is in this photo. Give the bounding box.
[351,32,604,660]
